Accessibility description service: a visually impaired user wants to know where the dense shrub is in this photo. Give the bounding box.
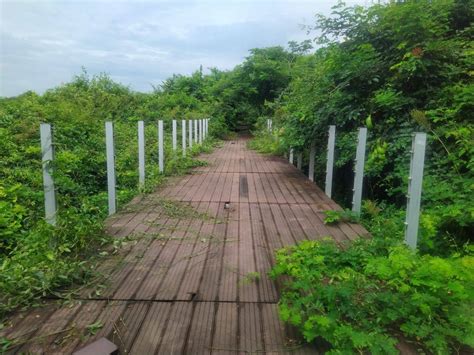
[271,238,474,353]
[0,72,220,317]
[252,0,473,253]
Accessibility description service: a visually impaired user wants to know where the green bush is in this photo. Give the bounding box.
[0,72,223,318]
[271,238,474,354]
[253,0,474,252]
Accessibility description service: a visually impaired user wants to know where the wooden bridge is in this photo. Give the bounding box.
[2,137,368,354]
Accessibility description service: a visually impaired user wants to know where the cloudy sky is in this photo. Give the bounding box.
[0,0,366,97]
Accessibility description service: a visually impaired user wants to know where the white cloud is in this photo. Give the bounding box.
[0,0,367,97]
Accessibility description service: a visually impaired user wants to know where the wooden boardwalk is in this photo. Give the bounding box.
[1,138,368,354]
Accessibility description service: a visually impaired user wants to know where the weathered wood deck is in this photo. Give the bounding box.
[1,138,368,354]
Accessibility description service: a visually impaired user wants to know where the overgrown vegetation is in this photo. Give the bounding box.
[250,0,473,254]
[0,72,220,317]
[244,0,473,352]
[1,0,472,351]
[271,238,474,353]
[323,209,360,225]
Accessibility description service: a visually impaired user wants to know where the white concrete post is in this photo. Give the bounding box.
[404,133,427,249]
[172,119,177,151]
[196,119,200,143]
[202,119,205,141]
[308,140,316,182]
[189,120,193,148]
[40,123,57,225]
[289,148,294,164]
[297,152,302,170]
[199,119,203,144]
[158,120,164,173]
[182,119,186,156]
[352,127,367,214]
[105,121,116,215]
[201,119,206,143]
[194,119,198,143]
[325,125,336,198]
[138,121,145,188]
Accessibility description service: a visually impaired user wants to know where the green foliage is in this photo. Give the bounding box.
[239,271,261,286]
[1,2,472,347]
[86,321,103,336]
[271,238,474,353]
[323,210,360,225]
[249,0,473,252]
[208,47,295,130]
[0,71,223,318]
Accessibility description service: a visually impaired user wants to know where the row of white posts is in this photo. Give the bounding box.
[40,118,210,224]
[288,125,426,250]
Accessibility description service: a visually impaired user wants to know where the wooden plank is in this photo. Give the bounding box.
[278,173,307,204]
[259,203,284,258]
[98,226,157,299]
[105,211,138,236]
[218,201,239,302]
[199,199,227,301]
[19,303,81,353]
[211,171,227,202]
[230,173,240,203]
[278,204,306,244]
[337,221,360,241]
[185,302,215,354]
[158,302,194,354]
[113,235,166,300]
[114,210,149,238]
[211,303,238,354]
[239,303,264,353]
[220,172,233,203]
[193,172,217,202]
[287,176,317,204]
[266,172,290,204]
[239,174,249,203]
[51,301,106,354]
[177,202,217,300]
[259,171,278,204]
[348,222,370,238]
[249,203,279,302]
[246,173,258,203]
[262,303,293,354]
[238,202,259,302]
[182,171,208,202]
[307,206,349,243]
[1,304,57,353]
[270,172,297,204]
[253,174,268,203]
[132,217,181,300]
[129,302,171,354]
[170,174,200,201]
[74,301,128,352]
[154,217,195,300]
[171,202,210,301]
[113,301,150,353]
[291,204,320,240]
